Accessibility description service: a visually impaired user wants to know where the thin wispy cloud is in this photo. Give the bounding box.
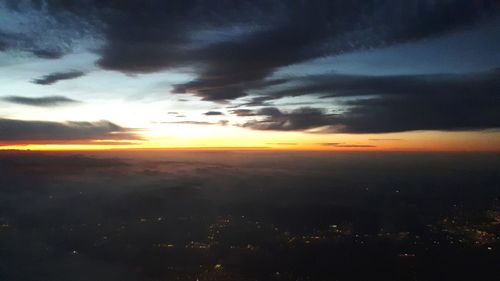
[32,71,85,85]
[2,96,79,107]
[161,120,229,126]
[203,111,224,116]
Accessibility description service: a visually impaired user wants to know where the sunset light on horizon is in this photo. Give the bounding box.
[1,2,500,281]
[1,1,500,152]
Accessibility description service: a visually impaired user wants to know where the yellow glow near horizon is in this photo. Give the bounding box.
[1,124,500,152]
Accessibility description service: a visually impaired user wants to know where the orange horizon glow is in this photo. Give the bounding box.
[2,142,500,153]
[1,125,500,152]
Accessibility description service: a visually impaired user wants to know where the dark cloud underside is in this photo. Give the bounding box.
[241,70,500,133]
[242,107,334,131]
[6,0,496,99]
[0,118,140,143]
[2,1,499,134]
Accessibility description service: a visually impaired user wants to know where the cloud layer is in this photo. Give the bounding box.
[0,118,140,143]
[5,1,497,95]
[2,95,79,107]
[1,1,499,135]
[32,71,85,85]
[239,70,500,133]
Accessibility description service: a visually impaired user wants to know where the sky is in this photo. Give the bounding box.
[0,0,499,151]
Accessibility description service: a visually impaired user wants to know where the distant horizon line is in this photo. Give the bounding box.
[1,147,499,153]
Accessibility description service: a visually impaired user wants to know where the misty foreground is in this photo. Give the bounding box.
[1,150,499,281]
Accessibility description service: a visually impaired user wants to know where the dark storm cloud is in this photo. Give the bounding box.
[2,95,79,107]
[203,111,223,116]
[241,70,500,133]
[32,71,85,85]
[0,118,140,142]
[7,0,497,101]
